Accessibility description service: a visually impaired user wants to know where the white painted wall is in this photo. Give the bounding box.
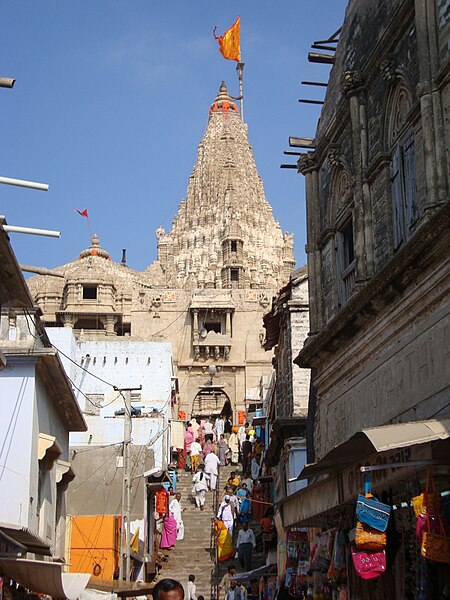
[0,355,73,549]
[0,359,35,527]
[47,329,173,469]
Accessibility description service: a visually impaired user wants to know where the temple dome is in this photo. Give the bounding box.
[79,234,110,260]
[209,81,238,115]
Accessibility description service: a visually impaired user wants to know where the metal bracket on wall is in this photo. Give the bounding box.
[360,459,450,473]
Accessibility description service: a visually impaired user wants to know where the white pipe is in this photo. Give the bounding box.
[20,265,65,277]
[0,77,16,89]
[0,176,49,191]
[3,225,60,238]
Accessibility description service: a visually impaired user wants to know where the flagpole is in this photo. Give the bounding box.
[86,216,93,242]
[236,61,245,121]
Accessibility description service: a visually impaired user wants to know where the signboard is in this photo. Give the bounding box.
[342,443,432,502]
[163,291,176,303]
[170,420,185,449]
[245,291,258,301]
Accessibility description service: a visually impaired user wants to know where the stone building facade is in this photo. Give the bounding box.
[27,83,295,421]
[262,266,310,501]
[277,2,449,596]
[295,0,449,460]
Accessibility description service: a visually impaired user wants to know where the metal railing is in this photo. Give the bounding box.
[210,467,220,600]
[340,260,356,305]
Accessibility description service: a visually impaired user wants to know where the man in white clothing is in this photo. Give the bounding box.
[236,522,256,572]
[187,574,196,600]
[202,418,214,442]
[217,495,235,535]
[169,493,185,541]
[192,470,209,510]
[237,423,248,450]
[204,451,220,490]
[214,415,225,438]
[190,438,202,473]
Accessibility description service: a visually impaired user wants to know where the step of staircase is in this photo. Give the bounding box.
[156,470,216,598]
[157,463,269,599]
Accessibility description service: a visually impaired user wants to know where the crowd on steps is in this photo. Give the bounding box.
[154,417,275,600]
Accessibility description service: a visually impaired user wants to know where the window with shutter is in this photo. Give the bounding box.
[390,131,418,250]
[403,132,418,230]
[391,145,405,250]
[336,217,356,306]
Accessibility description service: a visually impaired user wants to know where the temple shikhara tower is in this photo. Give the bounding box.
[28,82,295,418]
[154,82,294,290]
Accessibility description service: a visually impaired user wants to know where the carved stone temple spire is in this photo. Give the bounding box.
[153,82,295,289]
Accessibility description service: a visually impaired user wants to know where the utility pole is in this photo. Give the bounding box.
[114,385,142,582]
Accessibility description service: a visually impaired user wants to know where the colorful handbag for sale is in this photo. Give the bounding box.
[355,521,386,551]
[420,513,450,564]
[351,546,386,580]
[412,467,438,517]
[415,513,440,541]
[356,475,391,533]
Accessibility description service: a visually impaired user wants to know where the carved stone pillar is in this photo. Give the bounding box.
[297,153,322,334]
[414,0,448,209]
[105,315,117,336]
[225,310,231,337]
[192,309,199,341]
[340,70,373,280]
[63,314,74,328]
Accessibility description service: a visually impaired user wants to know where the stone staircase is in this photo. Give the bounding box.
[157,463,269,599]
[156,469,216,598]
[216,466,267,585]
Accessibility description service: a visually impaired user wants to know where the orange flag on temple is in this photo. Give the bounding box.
[214,17,241,62]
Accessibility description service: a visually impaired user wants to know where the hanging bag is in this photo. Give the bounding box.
[416,513,440,541]
[412,467,438,517]
[356,474,391,533]
[420,512,450,564]
[351,546,386,579]
[355,521,387,551]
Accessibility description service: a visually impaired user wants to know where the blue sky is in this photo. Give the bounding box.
[1,1,347,274]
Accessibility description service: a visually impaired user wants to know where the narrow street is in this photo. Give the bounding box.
[157,464,268,598]
[156,469,218,597]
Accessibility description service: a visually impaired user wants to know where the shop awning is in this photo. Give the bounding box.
[281,475,342,529]
[297,419,450,480]
[0,558,90,600]
[234,562,277,583]
[0,524,51,556]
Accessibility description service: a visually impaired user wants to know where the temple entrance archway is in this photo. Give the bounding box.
[191,387,232,421]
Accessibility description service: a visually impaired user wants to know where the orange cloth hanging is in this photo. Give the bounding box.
[156,489,169,516]
[214,17,241,62]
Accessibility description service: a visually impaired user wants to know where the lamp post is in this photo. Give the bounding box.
[207,364,217,385]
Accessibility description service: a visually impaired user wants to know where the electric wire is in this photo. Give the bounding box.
[148,301,191,337]
[429,402,450,419]
[52,343,117,388]
[22,307,119,389]
[51,450,120,559]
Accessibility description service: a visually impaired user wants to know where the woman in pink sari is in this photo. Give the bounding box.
[202,439,214,459]
[160,514,177,549]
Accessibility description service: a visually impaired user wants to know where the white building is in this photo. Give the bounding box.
[47,328,173,468]
[0,223,89,598]
[44,327,174,582]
